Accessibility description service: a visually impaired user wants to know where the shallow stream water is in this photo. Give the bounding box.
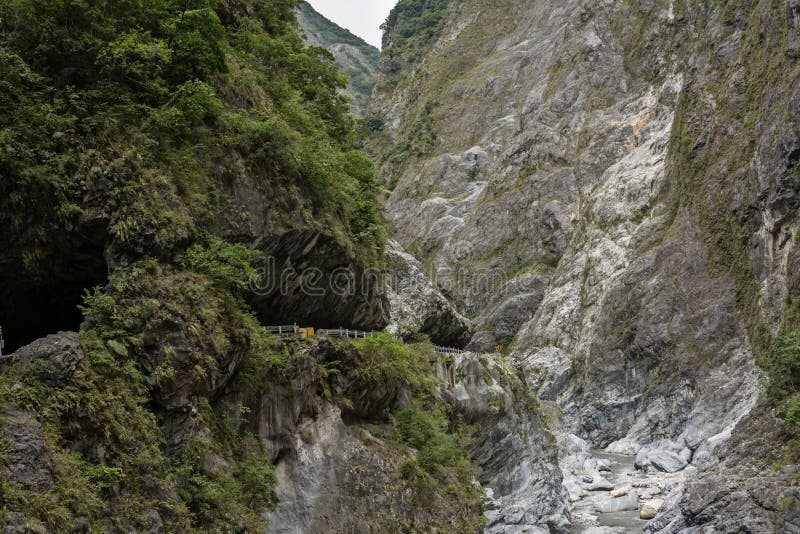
[569,451,650,533]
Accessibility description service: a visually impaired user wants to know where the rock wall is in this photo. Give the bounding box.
[385,239,472,346]
[262,347,571,534]
[370,0,800,531]
[444,354,570,533]
[1,333,491,532]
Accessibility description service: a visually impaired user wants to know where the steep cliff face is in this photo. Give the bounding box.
[296,2,380,116]
[386,239,473,346]
[0,330,497,533]
[265,346,569,533]
[371,0,800,530]
[444,354,569,533]
[0,1,390,531]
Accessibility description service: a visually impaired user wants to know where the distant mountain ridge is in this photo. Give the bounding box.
[297,2,380,116]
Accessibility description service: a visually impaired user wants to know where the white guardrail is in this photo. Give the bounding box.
[263,325,466,355]
[264,325,301,335]
[318,328,377,339]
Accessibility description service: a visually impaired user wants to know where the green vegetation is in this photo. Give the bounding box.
[395,401,478,496]
[381,100,440,183]
[761,330,800,432]
[343,336,485,529]
[382,0,450,69]
[0,323,182,530]
[184,232,259,293]
[0,247,485,531]
[174,428,277,531]
[787,396,800,430]
[0,232,280,530]
[297,2,380,114]
[0,0,385,272]
[350,333,437,395]
[764,330,800,401]
[0,2,394,524]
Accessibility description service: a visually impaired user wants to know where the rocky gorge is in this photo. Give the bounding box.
[366,0,800,531]
[1,0,799,533]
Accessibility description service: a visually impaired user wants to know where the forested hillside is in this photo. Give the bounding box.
[0,1,397,531]
[0,0,386,352]
[296,2,379,116]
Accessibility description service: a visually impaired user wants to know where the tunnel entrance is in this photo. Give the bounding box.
[0,250,108,355]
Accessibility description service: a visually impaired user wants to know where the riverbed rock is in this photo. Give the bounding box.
[610,488,629,498]
[641,499,665,520]
[640,487,663,500]
[558,432,607,509]
[583,477,615,492]
[598,492,639,513]
[564,478,587,502]
[635,444,689,474]
[648,451,688,474]
[647,409,800,533]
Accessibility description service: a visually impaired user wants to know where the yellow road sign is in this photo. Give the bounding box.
[299,327,315,338]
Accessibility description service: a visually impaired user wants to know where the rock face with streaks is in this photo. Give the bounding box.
[2,0,800,531]
[370,0,800,531]
[265,347,571,533]
[443,354,570,532]
[385,239,472,346]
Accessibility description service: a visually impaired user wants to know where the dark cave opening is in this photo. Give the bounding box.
[0,252,108,355]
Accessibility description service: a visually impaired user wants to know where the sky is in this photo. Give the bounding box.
[306,0,398,49]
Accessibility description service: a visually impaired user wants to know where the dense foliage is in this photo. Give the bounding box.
[381,0,449,65]
[0,0,384,272]
[350,332,437,395]
[763,329,800,431]
[395,401,479,496]
[0,242,280,531]
[297,1,379,114]
[0,0,389,530]
[766,330,800,399]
